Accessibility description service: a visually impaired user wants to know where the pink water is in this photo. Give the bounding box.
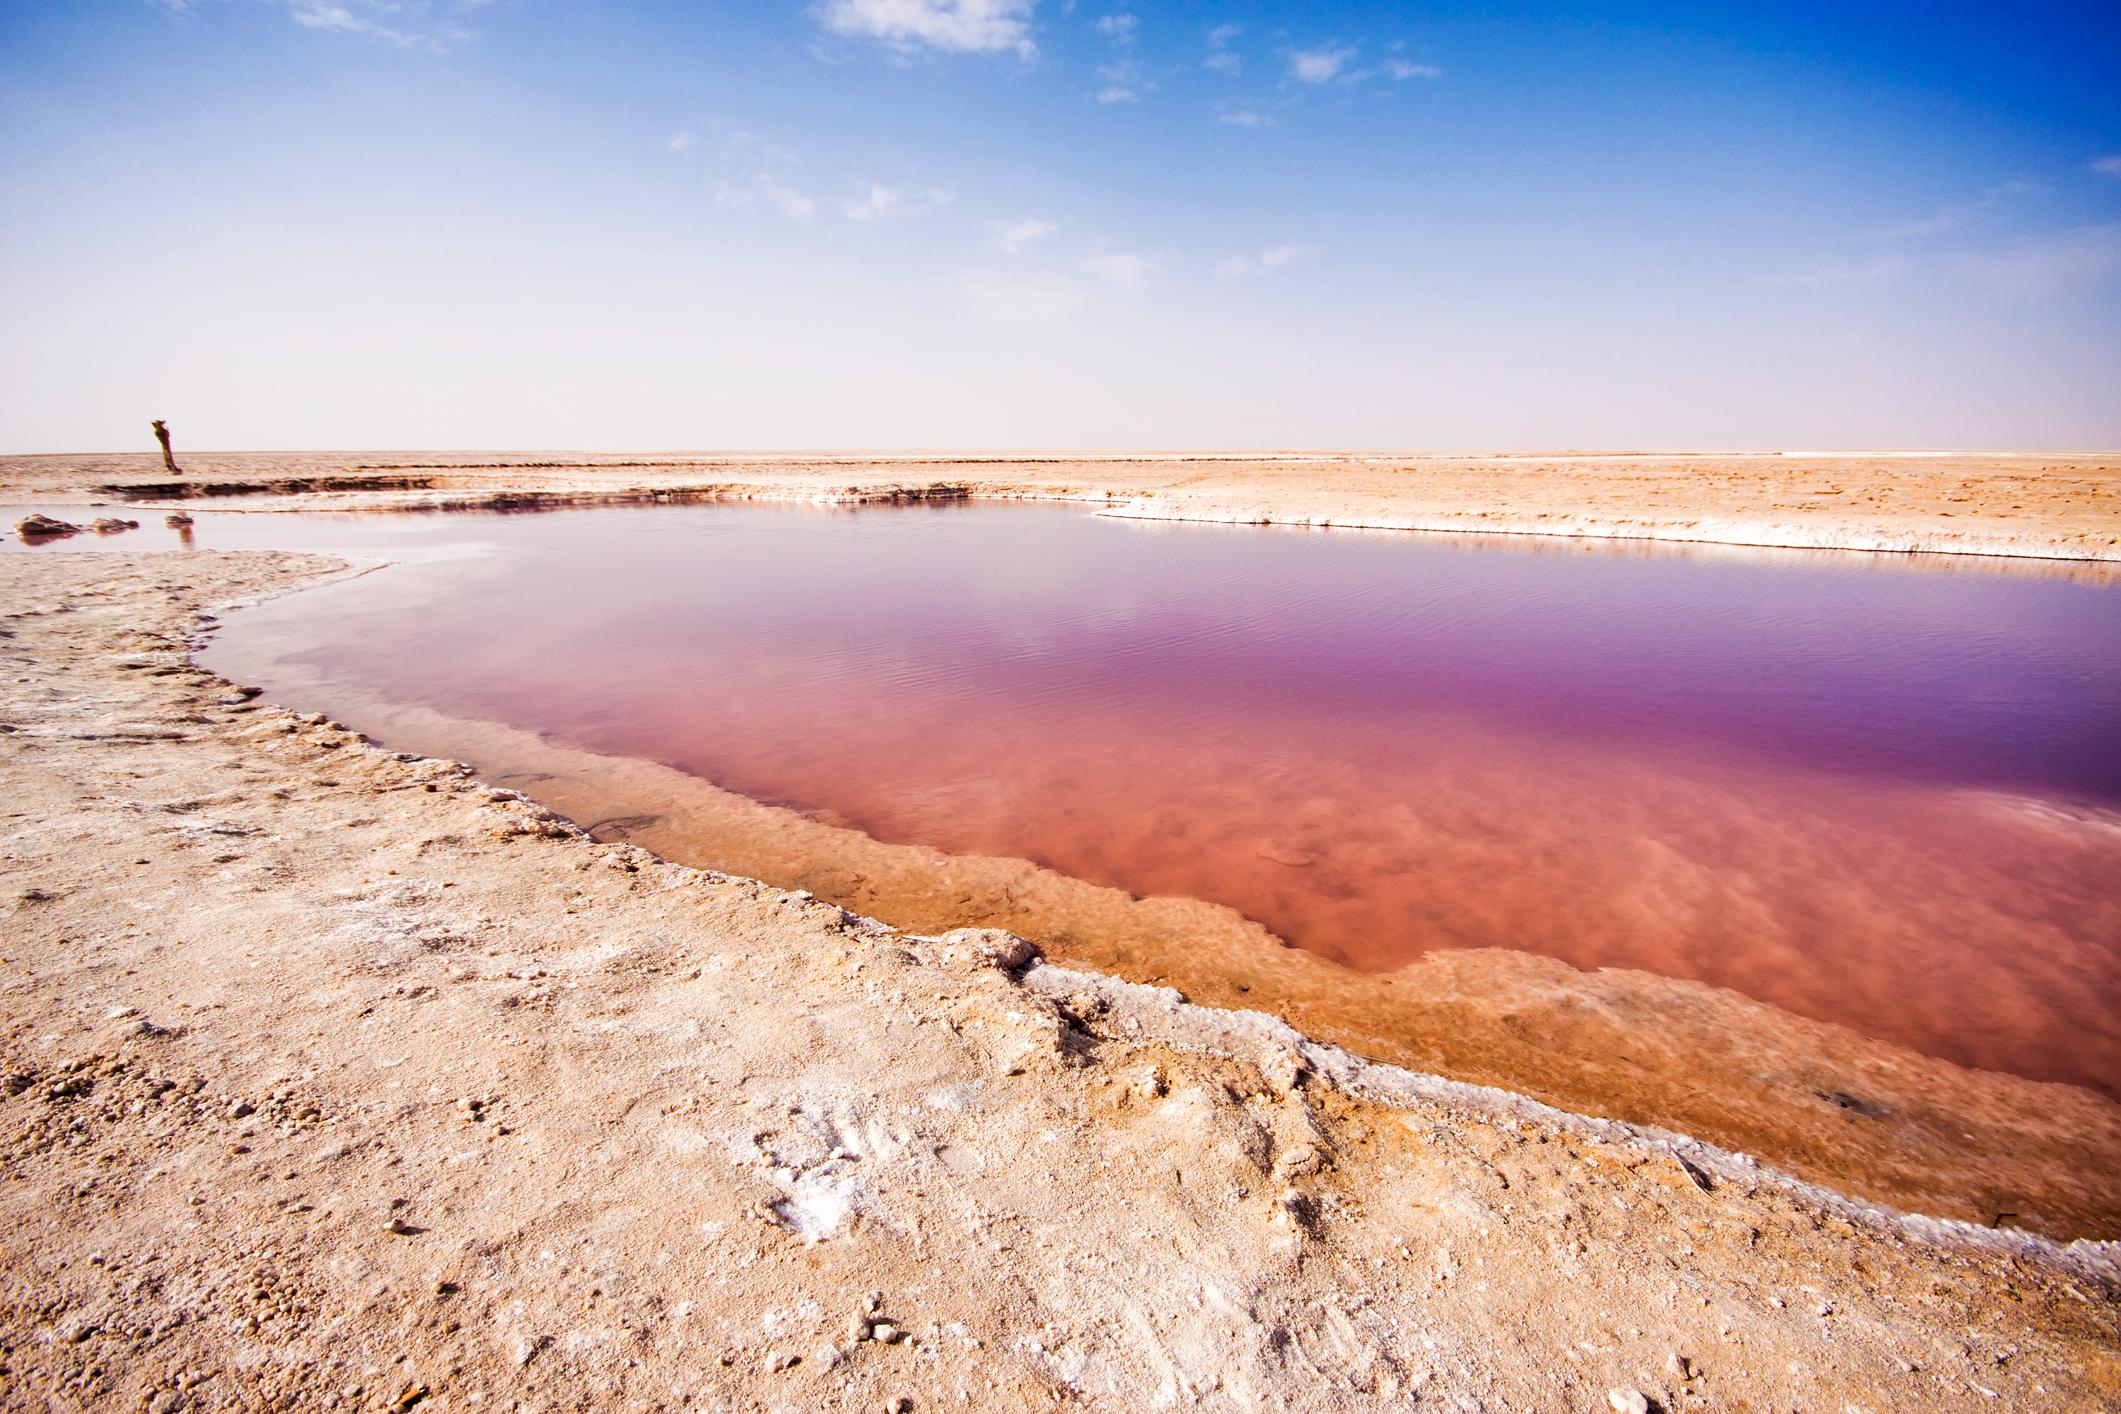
[190,503,2121,1092]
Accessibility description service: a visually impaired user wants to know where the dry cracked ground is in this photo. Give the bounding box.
[0,550,2116,1412]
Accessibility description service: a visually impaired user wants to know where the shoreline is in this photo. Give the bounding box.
[197,591,2121,1241]
[5,462,2120,1406]
[181,545,2121,1270]
[1,549,2116,1411]
[3,549,2118,1411]
[7,448,2117,569]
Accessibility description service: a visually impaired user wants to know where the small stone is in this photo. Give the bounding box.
[883,1399,913,1414]
[766,1350,801,1373]
[91,517,141,534]
[384,1217,418,1237]
[15,514,79,539]
[869,1322,901,1344]
[165,513,195,528]
[1667,1352,1695,1380]
[1606,1391,1649,1414]
[227,1100,255,1119]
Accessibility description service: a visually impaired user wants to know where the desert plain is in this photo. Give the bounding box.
[1,450,2117,1412]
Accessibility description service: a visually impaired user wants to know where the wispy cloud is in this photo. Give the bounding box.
[845,182,955,222]
[1759,253,1913,287]
[964,269,1084,322]
[1216,244,1309,278]
[715,176,820,223]
[1218,109,1273,129]
[2094,155,2121,178]
[986,217,1058,253]
[1288,46,1356,84]
[1384,58,1441,81]
[1951,225,2121,297]
[155,0,480,50]
[1079,250,1154,290]
[1205,22,1241,74]
[666,131,698,155]
[816,0,1036,58]
[1763,225,2121,297]
[1092,9,1151,104]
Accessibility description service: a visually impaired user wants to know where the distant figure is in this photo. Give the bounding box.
[152,419,179,474]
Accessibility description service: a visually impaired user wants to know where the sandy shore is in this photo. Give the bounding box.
[4,448,2117,567]
[2,548,2117,1411]
[4,454,2119,1408]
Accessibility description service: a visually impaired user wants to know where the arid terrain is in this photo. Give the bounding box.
[3,453,2118,1410]
[2,448,2117,565]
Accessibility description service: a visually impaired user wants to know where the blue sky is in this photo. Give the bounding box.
[1,0,2117,450]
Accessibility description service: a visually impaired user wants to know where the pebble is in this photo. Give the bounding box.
[1606,1391,1649,1414]
[869,1322,901,1344]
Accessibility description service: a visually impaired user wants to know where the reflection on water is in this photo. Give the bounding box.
[192,502,2121,1092]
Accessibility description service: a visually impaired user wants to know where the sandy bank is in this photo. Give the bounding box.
[5,448,2117,568]
[3,550,2118,1410]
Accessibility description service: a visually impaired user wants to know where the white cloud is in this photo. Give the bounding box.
[1218,109,1272,129]
[1207,23,1241,46]
[666,131,698,155]
[986,217,1058,253]
[845,182,955,222]
[714,176,820,223]
[817,0,1036,58]
[964,269,1085,322]
[2093,155,2121,178]
[1096,86,1138,104]
[1288,46,1356,84]
[1204,50,1241,75]
[1216,244,1309,278]
[759,181,820,222]
[1095,12,1137,45]
[283,0,424,47]
[1384,59,1441,81]
[1079,250,1153,290]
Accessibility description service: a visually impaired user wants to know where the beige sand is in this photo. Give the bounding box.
[4,447,2117,566]
[3,454,2118,1409]
[1,549,2117,1411]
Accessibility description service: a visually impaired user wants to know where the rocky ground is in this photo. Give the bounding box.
[2,549,2117,1412]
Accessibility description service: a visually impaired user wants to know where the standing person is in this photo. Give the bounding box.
[151,419,178,473]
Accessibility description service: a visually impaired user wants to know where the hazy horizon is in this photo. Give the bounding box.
[4,1,2118,452]
[8,444,2121,459]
